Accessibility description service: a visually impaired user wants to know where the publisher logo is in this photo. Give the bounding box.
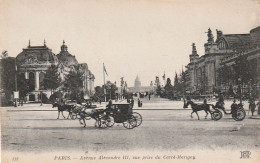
[240,151,251,159]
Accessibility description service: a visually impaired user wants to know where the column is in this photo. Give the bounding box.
[35,71,39,91]
[256,57,260,100]
[25,71,28,79]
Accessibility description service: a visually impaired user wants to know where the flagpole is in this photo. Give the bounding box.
[103,63,106,102]
[164,71,166,86]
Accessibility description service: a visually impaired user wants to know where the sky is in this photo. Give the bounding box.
[0,0,260,87]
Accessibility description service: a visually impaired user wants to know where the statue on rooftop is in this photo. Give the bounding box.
[216,29,223,40]
[206,28,214,43]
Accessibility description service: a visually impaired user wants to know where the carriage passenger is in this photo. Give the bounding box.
[216,94,225,110]
[231,99,238,114]
[203,98,207,107]
[105,100,114,114]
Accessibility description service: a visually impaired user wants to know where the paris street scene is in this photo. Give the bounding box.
[1,0,260,163]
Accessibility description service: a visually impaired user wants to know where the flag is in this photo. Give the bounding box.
[103,64,108,76]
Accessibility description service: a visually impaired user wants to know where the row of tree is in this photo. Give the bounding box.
[93,81,118,102]
[217,55,258,98]
[155,54,258,100]
[155,70,187,100]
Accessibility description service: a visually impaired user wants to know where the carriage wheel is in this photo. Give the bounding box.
[212,110,222,121]
[233,109,246,121]
[132,112,142,127]
[104,116,115,128]
[123,115,137,129]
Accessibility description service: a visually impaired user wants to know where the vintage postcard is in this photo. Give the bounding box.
[1,0,260,162]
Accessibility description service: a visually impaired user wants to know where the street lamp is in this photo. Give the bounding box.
[40,91,43,106]
[238,77,242,104]
[14,59,18,107]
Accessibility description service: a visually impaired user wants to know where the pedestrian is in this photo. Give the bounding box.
[203,98,207,108]
[21,99,24,106]
[138,98,141,107]
[216,94,225,109]
[130,98,134,106]
[248,97,256,116]
[257,101,260,115]
[148,93,151,100]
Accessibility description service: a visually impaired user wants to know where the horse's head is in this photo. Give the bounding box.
[184,100,193,108]
[184,100,194,108]
[52,103,59,108]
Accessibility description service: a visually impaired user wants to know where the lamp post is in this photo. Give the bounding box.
[40,91,43,106]
[14,59,18,107]
[238,77,242,104]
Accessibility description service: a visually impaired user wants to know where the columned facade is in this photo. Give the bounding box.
[16,40,95,101]
[185,26,260,98]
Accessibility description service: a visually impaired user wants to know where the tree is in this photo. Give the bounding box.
[154,76,162,96]
[156,85,162,96]
[43,65,61,94]
[217,64,234,86]
[233,55,252,84]
[93,86,104,101]
[17,73,30,100]
[0,57,16,104]
[63,70,83,100]
[164,78,174,99]
[104,81,118,100]
[174,72,179,87]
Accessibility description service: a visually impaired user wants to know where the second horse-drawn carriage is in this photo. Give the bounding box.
[184,99,246,121]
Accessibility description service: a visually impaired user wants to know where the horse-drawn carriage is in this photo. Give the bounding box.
[65,102,142,129]
[184,99,246,121]
[97,103,143,129]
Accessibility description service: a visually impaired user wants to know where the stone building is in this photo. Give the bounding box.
[185,26,260,96]
[16,40,95,101]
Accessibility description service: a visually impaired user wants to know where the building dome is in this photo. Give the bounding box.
[134,75,141,90]
[16,41,58,65]
[56,40,78,66]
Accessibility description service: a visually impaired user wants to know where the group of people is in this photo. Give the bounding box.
[138,98,143,107]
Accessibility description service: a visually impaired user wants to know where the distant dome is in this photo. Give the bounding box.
[56,41,78,66]
[134,75,141,89]
[135,75,140,82]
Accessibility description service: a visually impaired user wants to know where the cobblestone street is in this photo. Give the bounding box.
[1,97,260,153]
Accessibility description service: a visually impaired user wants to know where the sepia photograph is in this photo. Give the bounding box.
[0,0,260,162]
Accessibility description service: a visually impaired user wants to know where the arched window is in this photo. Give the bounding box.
[29,72,35,91]
[39,72,45,90]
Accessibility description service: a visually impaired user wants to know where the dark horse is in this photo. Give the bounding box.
[52,103,75,119]
[183,100,212,120]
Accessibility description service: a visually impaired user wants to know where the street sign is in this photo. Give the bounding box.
[14,91,19,99]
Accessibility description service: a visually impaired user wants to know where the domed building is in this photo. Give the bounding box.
[57,40,78,67]
[16,40,95,101]
[134,75,141,92]
[127,76,152,93]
